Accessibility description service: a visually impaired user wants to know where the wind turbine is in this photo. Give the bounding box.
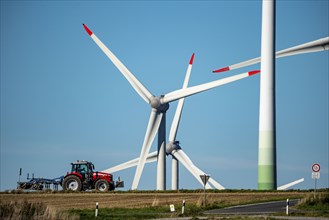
[212,36,328,189]
[212,36,329,73]
[102,53,225,190]
[83,24,259,190]
[212,9,328,189]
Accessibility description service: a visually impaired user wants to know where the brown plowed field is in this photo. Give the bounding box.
[0,191,309,210]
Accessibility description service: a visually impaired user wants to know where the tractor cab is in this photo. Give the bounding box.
[70,160,94,179]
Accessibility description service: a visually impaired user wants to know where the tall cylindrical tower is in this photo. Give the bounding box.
[258,0,277,190]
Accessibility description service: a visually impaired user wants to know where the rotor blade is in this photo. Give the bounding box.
[276,36,329,57]
[172,150,212,189]
[175,149,224,189]
[169,53,194,142]
[83,24,153,103]
[162,70,259,104]
[277,178,304,190]
[192,164,225,190]
[131,110,163,190]
[213,36,329,73]
[102,151,157,173]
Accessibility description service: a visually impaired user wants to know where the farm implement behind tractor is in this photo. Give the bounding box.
[17,173,63,191]
[17,160,124,192]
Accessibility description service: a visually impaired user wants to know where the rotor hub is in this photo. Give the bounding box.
[166,141,181,155]
[150,96,161,109]
[150,96,169,113]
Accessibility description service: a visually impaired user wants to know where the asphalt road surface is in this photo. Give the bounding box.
[204,199,300,215]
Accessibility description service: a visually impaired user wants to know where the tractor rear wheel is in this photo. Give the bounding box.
[95,179,109,192]
[62,175,82,191]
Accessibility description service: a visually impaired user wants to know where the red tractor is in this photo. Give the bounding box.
[62,160,123,192]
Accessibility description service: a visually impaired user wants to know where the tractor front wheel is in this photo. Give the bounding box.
[62,175,82,191]
[95,179,109,192]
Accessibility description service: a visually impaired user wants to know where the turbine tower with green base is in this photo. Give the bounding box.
[258,0,277,190]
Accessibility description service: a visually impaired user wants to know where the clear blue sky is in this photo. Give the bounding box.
[1,1,328,191]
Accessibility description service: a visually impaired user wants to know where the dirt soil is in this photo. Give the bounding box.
[0,191,308,210]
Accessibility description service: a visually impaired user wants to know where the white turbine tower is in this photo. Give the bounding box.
[212,12,328,189]
[83,24,259,190]
[257,0,277,190]
[103,53,225,190]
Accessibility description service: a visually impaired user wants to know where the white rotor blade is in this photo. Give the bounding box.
[213,36,329,73]
[169,53,194,142]
[277,178,304,190]
[83,24,153,103]
[102,151,157,173]
[192,164,225,190]
[162,70,259,104]
[132,110,163,190]
[172,150,212,189]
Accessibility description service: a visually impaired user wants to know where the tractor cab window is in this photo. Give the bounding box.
[72,164,89,175]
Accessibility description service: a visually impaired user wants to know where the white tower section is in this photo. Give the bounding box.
[258,0,277,190]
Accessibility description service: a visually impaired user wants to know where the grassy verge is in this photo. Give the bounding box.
[68,204,215,220]
[292,192,329,217]
[0,200,78,220]
[67,191,329,219]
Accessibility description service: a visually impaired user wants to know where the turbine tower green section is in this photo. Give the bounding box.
[258,0,277,190]
[258,131,277,189]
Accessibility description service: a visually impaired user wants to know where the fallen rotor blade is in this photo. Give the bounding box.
[213,36,329,73]
[102,151,157,173]
[172,150,212,189]
[162,70,259,104]
[83,24,153,103]
[131,110,163,190]
[277,178,304,190]
[169,53,194,142]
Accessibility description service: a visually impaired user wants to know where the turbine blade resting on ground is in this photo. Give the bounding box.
[277,178,304,190]
[213,36,329,73]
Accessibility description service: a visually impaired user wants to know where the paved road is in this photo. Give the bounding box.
[204,199,299,215]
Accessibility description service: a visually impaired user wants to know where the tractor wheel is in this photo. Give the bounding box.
[62,175,82,191]
[95,179,110,192]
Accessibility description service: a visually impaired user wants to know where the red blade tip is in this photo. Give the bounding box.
[83,24,93,36]
[189,53,195,65]
[248,70,260,76]
[212,66,230,73]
